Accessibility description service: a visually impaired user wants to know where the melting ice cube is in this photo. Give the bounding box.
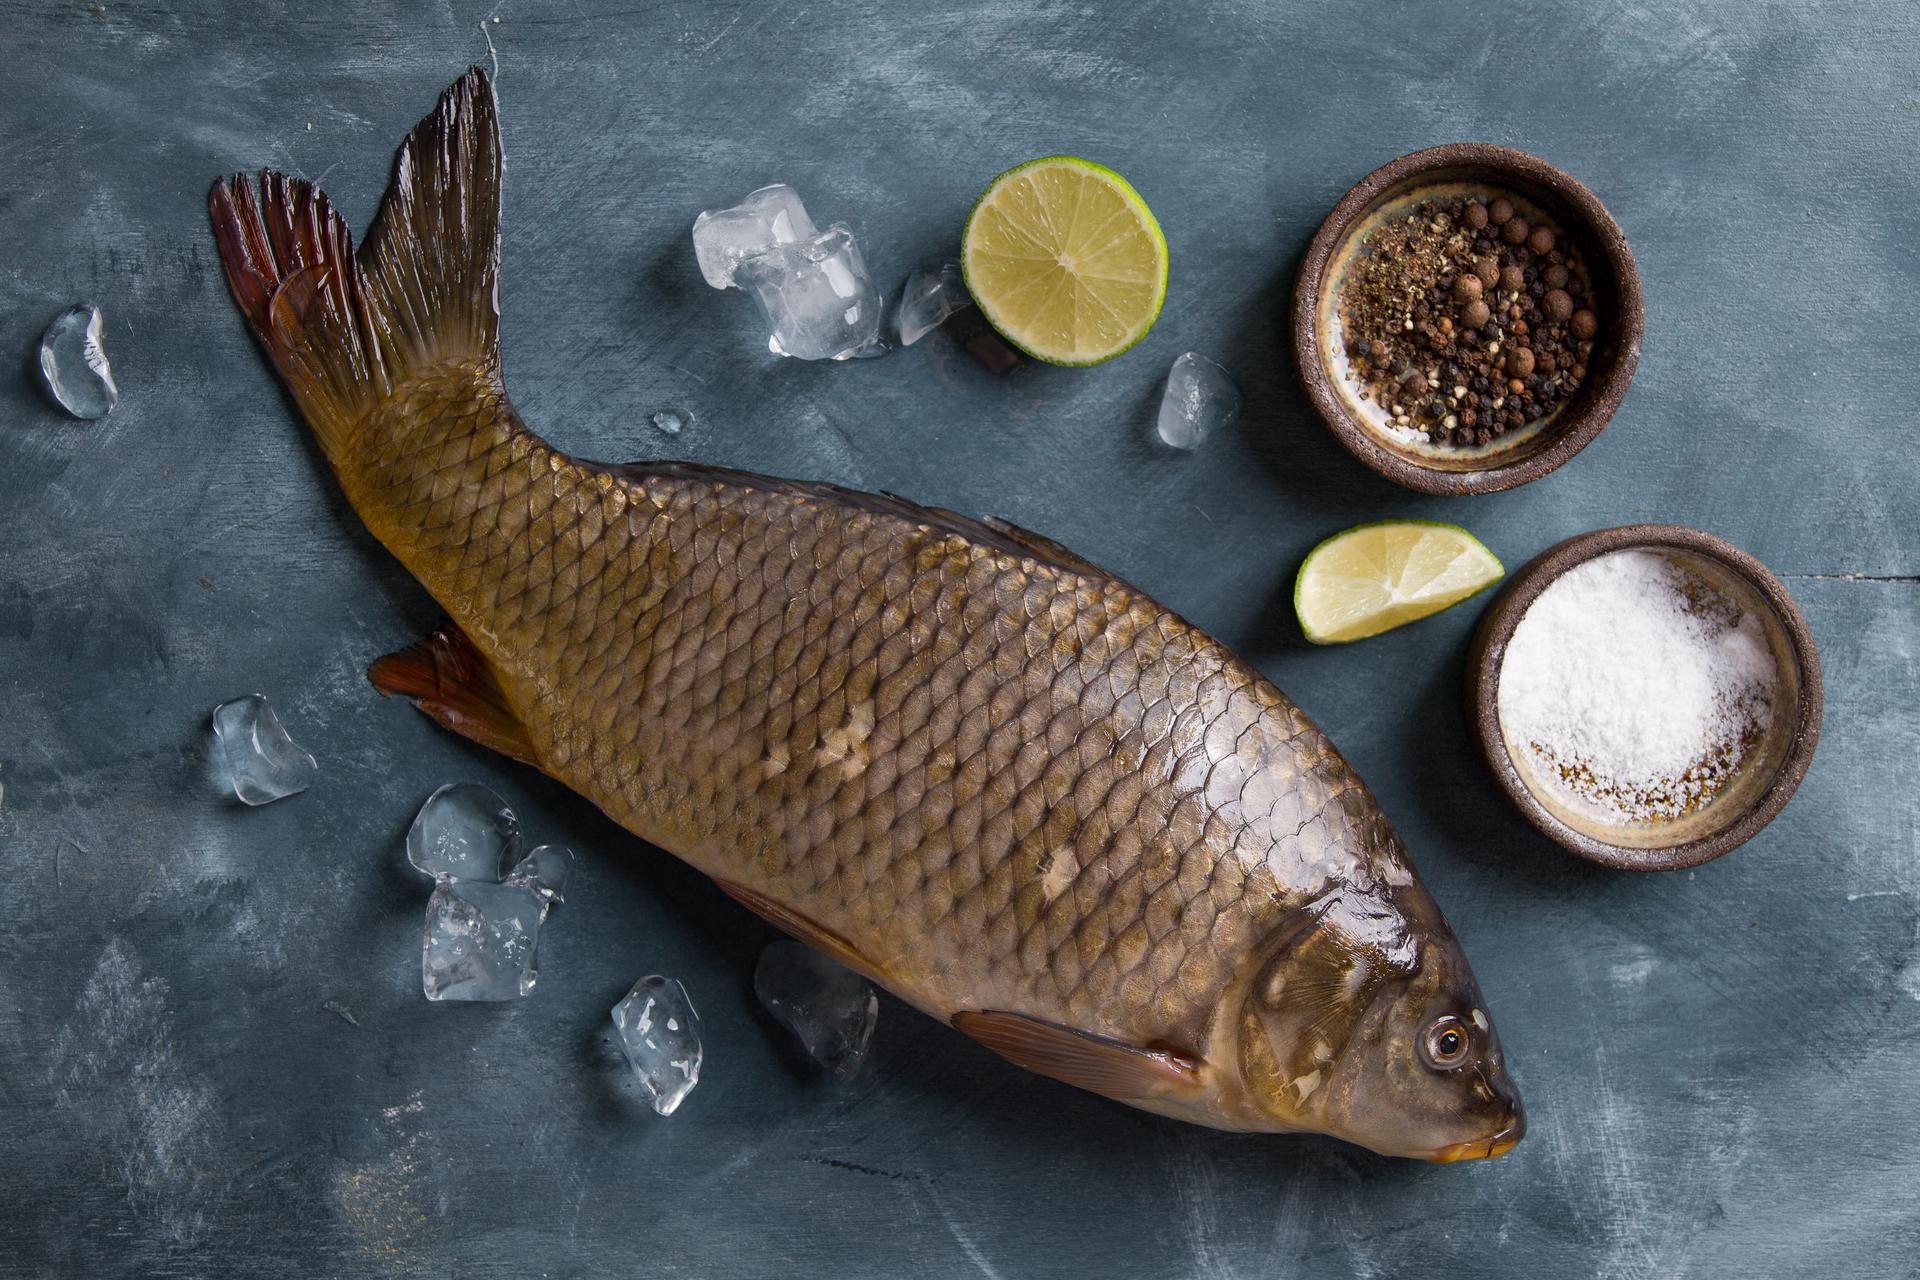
[38,304,119,419]
[649,408,692,436]
[405,783,521,882]
[736,225,882,362]
[421,878,546,1001]
[210,694,317,805]
[611,976,703,1115]
[754,939,879,1080]
[896,259,971,346]
[504,843,574,906]
[1156,352,1241,450]
[692,184,817,289]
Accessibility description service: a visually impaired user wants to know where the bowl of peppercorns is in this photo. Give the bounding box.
[1292,144,1642,494]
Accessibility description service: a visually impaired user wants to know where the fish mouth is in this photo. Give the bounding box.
[1425,1114,1525,1163]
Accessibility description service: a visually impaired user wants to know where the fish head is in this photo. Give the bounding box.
[1235,894,1524,1161]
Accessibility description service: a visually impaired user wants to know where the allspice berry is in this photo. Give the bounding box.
[1544,289,1574,322]
[1488,197,1515,224]
[1499,265,1525,293]
[1542,263,1569,290]
[1464,202,1489,230]
[1527,226,1555,255]
[1501,217,1530,245]
[1507,347,1536,377]
[1571,309,1598,340]
[1473,257,1500,288]
[1452,273,1483,303]
[1463,299,1491,328]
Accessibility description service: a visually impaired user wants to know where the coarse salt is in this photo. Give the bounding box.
[1497,550,1777,823]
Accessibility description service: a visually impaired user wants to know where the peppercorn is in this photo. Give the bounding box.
[1462,299,1491,328]
[1488,197,1515,224]
[1368,339,1388,360]
[1571,310,1598,340]
[1527,226,1555,255]
[1542,263,1569,290]
[1508,377,1526,394]
[1499,265,1524,293]
[1408,374,1429,395]
[1452,274,1482,303]
[1544,289,1574,322]
[1501,217,1530,245]
[1508,348,1535,377]
[1464,202,1488,230]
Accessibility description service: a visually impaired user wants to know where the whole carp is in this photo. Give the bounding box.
[208,69,1523,1160]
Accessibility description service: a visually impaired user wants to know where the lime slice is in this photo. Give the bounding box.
[961,156,1168,366]
[1295,521,1504,644]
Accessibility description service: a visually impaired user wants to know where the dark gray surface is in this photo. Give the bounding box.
[3,2,1917,1276]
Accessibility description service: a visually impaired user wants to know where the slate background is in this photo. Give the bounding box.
[2,1,1917,1276]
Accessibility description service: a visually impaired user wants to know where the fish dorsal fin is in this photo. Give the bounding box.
[951,1010,1205,1101]
[368,620,539,766]
[977,516,1110,578]
[713,878,878,979]
[611,460,1108,581]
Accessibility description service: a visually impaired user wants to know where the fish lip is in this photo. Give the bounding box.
[1424,1114,1525,1164]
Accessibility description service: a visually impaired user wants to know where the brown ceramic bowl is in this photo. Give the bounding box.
[1292,144,1643,495]
[1466,525,1821,871]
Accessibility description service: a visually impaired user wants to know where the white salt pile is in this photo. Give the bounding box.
[1498,550,1778,823]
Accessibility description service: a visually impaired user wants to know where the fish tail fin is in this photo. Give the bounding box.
[207,66,503,458]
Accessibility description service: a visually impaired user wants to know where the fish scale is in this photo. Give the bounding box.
[207,67,1523,1158]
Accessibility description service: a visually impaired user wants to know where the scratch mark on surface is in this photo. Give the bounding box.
[321,1000,361,1027]
[927,1183,1007,1280]
[1781,572,1920,583]
[48,940,223,1245]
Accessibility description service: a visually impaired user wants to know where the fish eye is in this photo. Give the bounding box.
[1421,1016,1471,1069]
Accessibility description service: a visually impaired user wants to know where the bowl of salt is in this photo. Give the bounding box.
[1467,525,1821,870]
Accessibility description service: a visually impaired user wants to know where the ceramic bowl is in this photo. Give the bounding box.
[1292,144,1643,495]
[1466,525,1821,870]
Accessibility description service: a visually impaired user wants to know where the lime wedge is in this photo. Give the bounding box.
[1295,521,1504,644]
[961,156,1167,366]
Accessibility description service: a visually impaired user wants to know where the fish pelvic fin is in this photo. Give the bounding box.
[952,1010,1207,1102]
[208,67,503,460]
[369,619,538,767]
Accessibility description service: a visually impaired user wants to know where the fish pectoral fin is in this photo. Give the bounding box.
[368,620,539,767]
[713,879,878,979]
[951,1010,1206,1101]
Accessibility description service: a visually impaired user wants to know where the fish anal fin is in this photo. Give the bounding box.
[368,620,538,767]
[714,879,877,978]
[951,1009,1206,1101]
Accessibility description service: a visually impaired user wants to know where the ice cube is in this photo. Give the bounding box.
[896,259,971,346]
[736,225,882,361]
[38,304,119,419]
[405,783,521,882]
[754,939,878,1080]
[649,408,692,436]
[504,843,574,906]
[421,878,545,1001]
[1157,352,1241,450]
[692,184,817,289]
[210,694,317,805]
[611,976,703,1115]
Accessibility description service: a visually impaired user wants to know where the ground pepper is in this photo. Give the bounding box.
[1337,195,1599,447]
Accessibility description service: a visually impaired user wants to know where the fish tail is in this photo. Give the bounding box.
[207,66,503,459]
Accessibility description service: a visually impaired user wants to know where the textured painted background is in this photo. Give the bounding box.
[3,1,1917,1276]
